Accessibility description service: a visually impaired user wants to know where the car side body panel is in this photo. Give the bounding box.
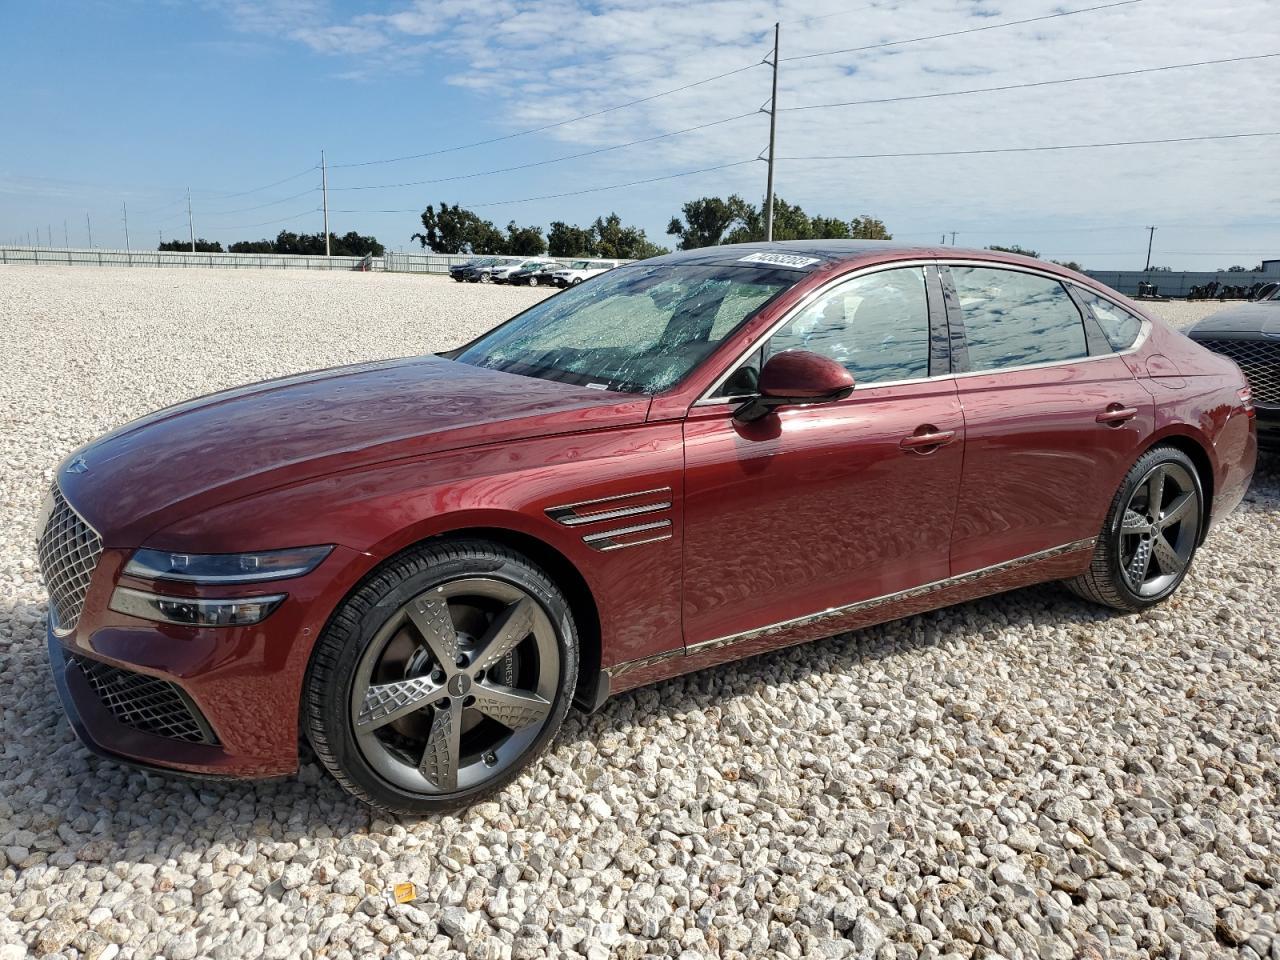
[947,356,1154,576]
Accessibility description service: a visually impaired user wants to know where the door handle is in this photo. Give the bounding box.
[900,427,956,452]
[1096,404,1138,425]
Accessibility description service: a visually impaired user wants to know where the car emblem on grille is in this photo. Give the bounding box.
[65,456,89,475]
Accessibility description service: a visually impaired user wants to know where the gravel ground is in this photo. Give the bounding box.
[0,267,1277,960]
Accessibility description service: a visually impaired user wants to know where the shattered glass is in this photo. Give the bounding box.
[456,264,797,394]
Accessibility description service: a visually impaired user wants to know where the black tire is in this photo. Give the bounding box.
[571,277,583,286]
[1065,444,1204,612]
[304,539,579,815]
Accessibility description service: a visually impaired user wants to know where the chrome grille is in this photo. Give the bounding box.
[69,655,216,744]
[37,484,103,633]
[1196,338,1280,405]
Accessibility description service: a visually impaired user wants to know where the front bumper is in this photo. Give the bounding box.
[48,628,240,779]
[46,543,367,779]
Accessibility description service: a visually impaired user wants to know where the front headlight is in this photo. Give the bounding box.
[110,587,285,626]
[123,545,333,584]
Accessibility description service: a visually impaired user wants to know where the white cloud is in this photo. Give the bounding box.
[213,0,1280,267]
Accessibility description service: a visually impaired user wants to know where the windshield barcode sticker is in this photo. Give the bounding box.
[737,252,822,268]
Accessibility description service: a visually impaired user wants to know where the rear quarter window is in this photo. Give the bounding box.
[1074,289,1144,351]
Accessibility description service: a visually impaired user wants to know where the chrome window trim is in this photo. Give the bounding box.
[695,259,944,406]
[693,258,1149,407]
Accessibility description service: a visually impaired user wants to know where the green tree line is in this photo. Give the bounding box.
[411,195,897,258]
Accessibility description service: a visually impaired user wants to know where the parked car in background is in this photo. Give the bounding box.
[491,258,558,284]
[454,257,522,283]
[449,257,489,282]
[41,241,1255,814]
[551,260,617,287]
[505,262,562,287]
[1187,286,1280,448]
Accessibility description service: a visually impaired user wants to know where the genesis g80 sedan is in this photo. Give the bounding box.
[41,241,1256,813]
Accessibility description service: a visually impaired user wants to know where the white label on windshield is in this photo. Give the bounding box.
[737,252,822,268]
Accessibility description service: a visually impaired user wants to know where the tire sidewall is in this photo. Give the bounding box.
[307,546,578,814]
[1104,447,1203,607]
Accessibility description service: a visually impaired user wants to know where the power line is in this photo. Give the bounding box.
[779,131,1280,162]
[333,158,758,212]
[782,51,1280,112]
[332,111,759,192]
[207,207,321,232]
[202,164,319,200]
[329,62,766,170]
[198,187,320,217]
[782,0,1144,63]
[789,1,894,25]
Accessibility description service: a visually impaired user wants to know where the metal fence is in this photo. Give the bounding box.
[0,246,372,270]
[0,246,627,275]
[1085,268,1280,298]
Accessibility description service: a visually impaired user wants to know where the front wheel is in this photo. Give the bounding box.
[1065,445,1203,611]
[528,276,539,287]
[304,540,579,814]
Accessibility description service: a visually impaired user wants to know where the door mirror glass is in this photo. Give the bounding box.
[734,350,854,422]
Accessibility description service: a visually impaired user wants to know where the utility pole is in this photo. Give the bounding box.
[764,23,779,243]
[47,225,53,247]
[86,214,93,248]
[1143,226,1156,271]
[321,149,330,256]
[64,220,69,247]
[950,231,957,245]
[122,203,130,252]
[187,188,195,253]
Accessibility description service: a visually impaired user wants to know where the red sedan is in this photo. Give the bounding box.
[40,241,1256,813]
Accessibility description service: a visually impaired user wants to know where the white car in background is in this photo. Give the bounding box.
[550,260,618,287]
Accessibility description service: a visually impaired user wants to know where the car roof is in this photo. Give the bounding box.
[642,239,1043,273]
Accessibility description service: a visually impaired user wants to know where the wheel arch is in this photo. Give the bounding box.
[429,527,604,712]
[334,524,604,715]
[1141,430,1215,543]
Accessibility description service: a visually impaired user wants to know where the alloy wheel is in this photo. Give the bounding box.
[349,577,559,795]
[1118,461,1200,597]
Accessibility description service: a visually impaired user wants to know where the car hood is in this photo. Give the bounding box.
[1189,303,1280,336]
[59,355,650,547]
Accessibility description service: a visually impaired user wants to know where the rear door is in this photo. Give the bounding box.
[940,263,1153,574]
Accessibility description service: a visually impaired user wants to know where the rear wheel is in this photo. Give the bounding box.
[304,540,578,814]
[1066,445,1203,611]
[528,276,539,287]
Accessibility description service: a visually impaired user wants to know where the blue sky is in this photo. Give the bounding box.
[2,0,1278,269]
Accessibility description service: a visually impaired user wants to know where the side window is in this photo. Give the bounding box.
[950,267,1087,371]
[1076,289,1143,351]
[762,267,931,386]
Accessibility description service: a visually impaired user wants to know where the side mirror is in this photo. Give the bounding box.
[733,350,855,423]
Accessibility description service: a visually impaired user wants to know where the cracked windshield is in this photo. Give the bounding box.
[455,263,798,393]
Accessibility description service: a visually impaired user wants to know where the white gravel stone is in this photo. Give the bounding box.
[0,266,1277,960]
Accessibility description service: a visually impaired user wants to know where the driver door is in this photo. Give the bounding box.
[681,264,964,649]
